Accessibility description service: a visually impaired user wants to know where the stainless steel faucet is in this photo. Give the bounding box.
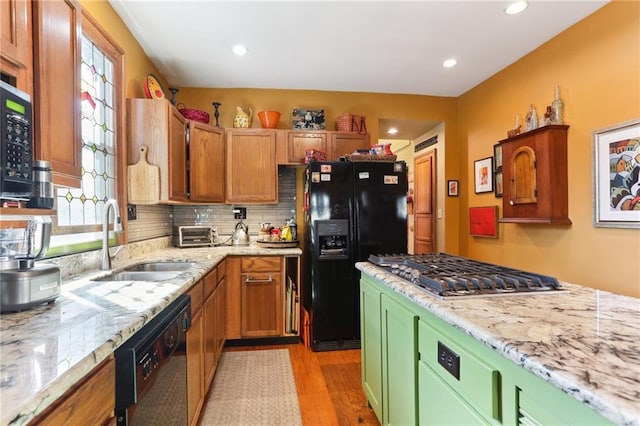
[101,199,123,270]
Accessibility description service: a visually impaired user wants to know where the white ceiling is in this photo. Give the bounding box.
[108,0,608,139]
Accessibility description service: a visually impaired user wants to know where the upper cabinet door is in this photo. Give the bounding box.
[1,0,32,92]
[189,121,225,203]
[225,129,277,204]
[330,132,370,160]
[33,0,82,188]
[286,131,327,164]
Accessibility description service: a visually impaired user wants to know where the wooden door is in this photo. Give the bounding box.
[330,132,370,160]
[33,0,82,187]
[241,271,282,337]
[225,129,277,203]
[186,310,203,426]
[168,107,188,201]
[1,0,31,92]
[189,122,224,202]
[414,150,436,253]
[287,131,327,164]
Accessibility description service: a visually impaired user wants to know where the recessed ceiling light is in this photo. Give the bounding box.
[442,58,458,68]
[232,44,248,56]
[388,128,399,135]
[505,1,528,15]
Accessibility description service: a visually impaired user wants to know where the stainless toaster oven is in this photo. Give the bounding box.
[174,226,216,248]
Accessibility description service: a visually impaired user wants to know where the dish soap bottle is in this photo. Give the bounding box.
[287,216,298,241]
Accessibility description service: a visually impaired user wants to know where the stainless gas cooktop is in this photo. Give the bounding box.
[368,253,566,299]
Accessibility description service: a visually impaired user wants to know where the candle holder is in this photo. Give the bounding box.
[212,102,222,127]
[168,87,179,106]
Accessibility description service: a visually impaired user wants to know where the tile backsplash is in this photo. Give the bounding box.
[167,166,296,240]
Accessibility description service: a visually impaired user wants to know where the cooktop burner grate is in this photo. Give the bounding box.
[368,253,563,298]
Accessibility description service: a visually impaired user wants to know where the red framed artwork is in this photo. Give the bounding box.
[469,206,498,238]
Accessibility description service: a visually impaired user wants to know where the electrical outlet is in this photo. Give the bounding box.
[127,204,137,220]
[233,207,246,219]
[437,341,460,380]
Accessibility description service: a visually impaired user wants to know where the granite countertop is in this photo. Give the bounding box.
[356,262,640,426]
[0,244,301,426]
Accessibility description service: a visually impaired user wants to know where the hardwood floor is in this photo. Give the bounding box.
[224,343,380,426]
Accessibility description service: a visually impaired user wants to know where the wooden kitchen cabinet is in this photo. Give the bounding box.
[330,131,370,159]
[276,130,370,165]
[203,268,217,388]
[215,261,227,358]
[499,125,571,224]
[33,0,82,188]
[284,131,328,164]
[0,0,32,93]
[226,256,287,339]
[241,256,282,337]
[127,98,188,203]
[189,121,225,202]
[33,357,115,425]
[225,128,278,204]
[186,280,204,426]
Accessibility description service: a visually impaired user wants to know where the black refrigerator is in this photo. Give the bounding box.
[303,161,408,351]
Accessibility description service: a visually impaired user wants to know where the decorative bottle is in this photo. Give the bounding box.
[525,104,539,131]
[552,86,564,124]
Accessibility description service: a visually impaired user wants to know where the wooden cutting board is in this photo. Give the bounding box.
[128,145,160,203]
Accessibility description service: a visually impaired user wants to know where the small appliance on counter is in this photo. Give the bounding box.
[0,216,61,313]
[173,225,217,248]
[232,220,250,246]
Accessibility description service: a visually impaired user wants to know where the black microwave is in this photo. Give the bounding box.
[0,80,33,201]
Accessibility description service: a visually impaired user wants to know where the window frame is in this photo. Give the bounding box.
[48,8,127,254]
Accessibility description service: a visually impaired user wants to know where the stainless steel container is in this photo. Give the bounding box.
[26,160,54,209]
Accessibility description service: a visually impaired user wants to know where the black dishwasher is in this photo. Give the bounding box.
[115,295,191,425]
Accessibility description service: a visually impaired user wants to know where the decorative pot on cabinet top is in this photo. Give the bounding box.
[233,106,252,128]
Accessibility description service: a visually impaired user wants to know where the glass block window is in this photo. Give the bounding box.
[56,35,116,228]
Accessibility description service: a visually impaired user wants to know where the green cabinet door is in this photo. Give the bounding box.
[382,293,418,426]
[360,278,383,422]
[418,361,488,425]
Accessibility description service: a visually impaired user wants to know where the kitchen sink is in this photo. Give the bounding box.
[92,271,180,282]
[124,262,197,272]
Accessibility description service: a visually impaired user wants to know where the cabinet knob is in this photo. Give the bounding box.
[510,200,514,206]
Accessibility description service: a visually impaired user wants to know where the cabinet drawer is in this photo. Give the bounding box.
[204,268,218,300]
[188,280,204,314]
[418,320,500,421]
[241,256,281,272]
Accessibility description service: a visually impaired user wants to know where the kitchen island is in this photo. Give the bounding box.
[356,262,640,426]
[0,243,301,426]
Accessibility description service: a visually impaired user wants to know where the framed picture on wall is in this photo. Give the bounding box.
[493,144,503,170]
[592,118,640,229]
[494,171,503,198]
[474,157,494,194]
[447,180,459,197]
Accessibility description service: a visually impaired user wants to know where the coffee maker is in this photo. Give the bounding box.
[0,216,61,312]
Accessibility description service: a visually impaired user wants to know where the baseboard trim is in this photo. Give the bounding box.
[224,336,302,347]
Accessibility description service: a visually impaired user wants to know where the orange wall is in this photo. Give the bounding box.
[458,1,640,297]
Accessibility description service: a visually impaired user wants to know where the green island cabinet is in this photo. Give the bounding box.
[359,274,613,425]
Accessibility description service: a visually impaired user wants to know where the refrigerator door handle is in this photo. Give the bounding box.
[244,274,273,283]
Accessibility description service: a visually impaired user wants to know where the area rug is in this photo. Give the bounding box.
[200,349,303,425]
